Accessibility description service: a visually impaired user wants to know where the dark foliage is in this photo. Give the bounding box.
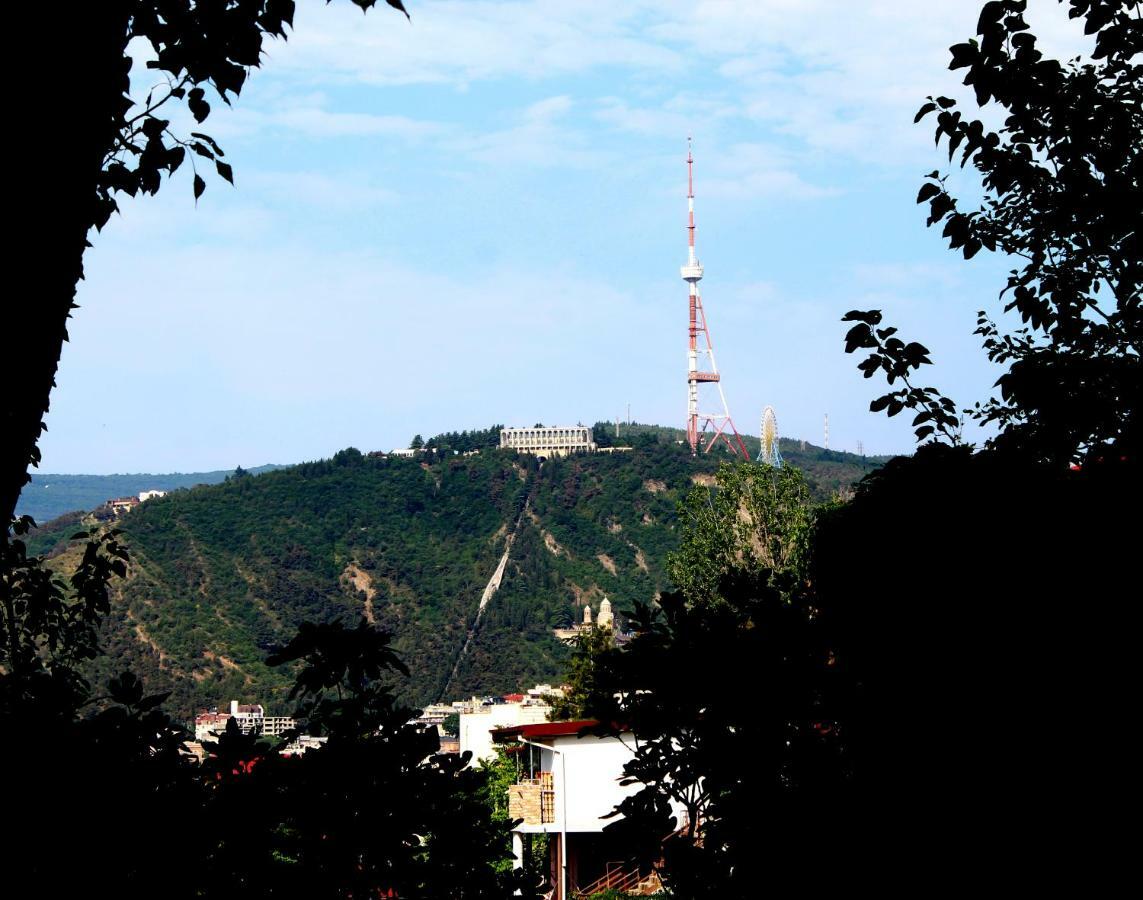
[196,618,535,899]
[808,445,1138,889]
[845,0,1141,464]
[572,464,853,895]
[3,528,536,898]
[579,10,1140,885]
[580,454,1138,892]
[2,528,204,896]
[587,582,851,896]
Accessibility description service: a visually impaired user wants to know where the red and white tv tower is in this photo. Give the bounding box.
[681,139,750,458]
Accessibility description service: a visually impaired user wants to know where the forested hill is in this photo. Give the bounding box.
[28,427,886,719]
[16,465,285,524]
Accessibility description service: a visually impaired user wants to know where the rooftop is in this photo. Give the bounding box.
[491,719,600,742]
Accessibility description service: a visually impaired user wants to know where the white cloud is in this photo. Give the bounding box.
[701,141,839,199]
[851,261,964,293]
[243,170,397,209]
[594,95,740,138]
[655,0,1098,166]
[453,94,608,168]
[269,106,448,139]
[269,0,682,87]
[210,102,448,141]
[230,1,1104,172]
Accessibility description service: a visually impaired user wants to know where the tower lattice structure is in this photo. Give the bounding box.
[681,140,750,458]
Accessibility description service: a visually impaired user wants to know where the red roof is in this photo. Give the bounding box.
[503,693,525,703]
[491,719,601,742]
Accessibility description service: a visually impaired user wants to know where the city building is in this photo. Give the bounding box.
[138,489,167,502]
[499,426,596,458]
[459,695,552,765]
[279,734,328,757]
[194,700,296,741]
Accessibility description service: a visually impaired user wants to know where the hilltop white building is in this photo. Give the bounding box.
[499,426,596,458]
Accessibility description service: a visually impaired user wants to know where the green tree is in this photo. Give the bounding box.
[477,745,551,887]
[546,623,614,721]
[571,462,842,895]
[667,461,813,611]
[4,0,408,526]
[843,0,1140,462]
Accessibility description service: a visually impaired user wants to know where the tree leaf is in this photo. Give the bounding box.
[917,183,941,204]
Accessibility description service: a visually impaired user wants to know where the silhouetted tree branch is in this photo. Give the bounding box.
[4,1,408,525]
[846,0,1141,463]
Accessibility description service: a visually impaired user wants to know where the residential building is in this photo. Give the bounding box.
[107,496,140,516]
[494,720,678,899]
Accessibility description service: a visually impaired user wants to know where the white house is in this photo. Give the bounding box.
[493,720,678,899]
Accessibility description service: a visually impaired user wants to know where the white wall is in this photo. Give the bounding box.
[543,734,640,832]
[528,733,686,834]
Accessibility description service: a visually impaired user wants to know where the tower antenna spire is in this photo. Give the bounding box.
[680,139,749,458]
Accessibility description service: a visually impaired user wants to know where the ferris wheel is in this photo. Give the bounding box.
[757,406,783,467]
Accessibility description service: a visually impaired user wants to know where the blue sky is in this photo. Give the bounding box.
[39,0,1090,473]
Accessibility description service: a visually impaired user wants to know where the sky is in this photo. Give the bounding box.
[38,0,1092,474]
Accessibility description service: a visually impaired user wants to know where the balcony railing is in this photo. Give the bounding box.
[507,771,555,825]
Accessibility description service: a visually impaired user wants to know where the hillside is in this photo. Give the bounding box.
[26,427,887,718]
[16,465,285,524]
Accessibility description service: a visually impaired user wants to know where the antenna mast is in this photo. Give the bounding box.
[681,138,749,458]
